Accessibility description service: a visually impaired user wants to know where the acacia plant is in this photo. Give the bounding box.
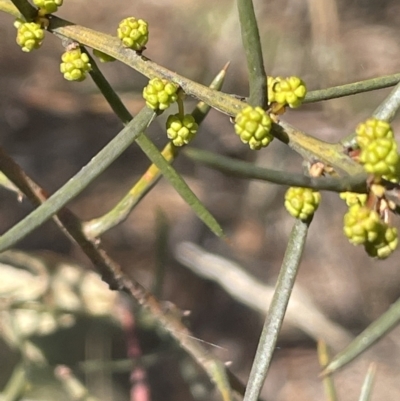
[1,0,400,400]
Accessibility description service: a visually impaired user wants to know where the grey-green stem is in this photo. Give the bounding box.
[243,218,309,401]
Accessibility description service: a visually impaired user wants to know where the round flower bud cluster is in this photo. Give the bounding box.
[356,118,400,183]
[166,114,198,147]
[33,0,63,14]
[284,187,321,221]
[14,19,45,52]
[60,48,92,81]
[117,17,149,51]
[234,106,273,150]
[343,204,398,259]
[143,78,179,111]
[356,118,394,149]
[268,76,307,109]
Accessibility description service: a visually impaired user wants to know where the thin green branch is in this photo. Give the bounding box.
[184,147,367,192]
[1,0,21,17]
[373,80,400,121]
[317,341,338,401]
[243,219,309,401]
[85,48,132,124]
[341,79,400,148]
[305,73,400,104]
[175,242,353,349]
[237,0,267,107]
[9,0,36,21]
[46,16,245,116]
[84,143,177,237]
[0,107,156,252]
[358,364,376,401]
[276,121,364,176]
[322,296,400,375]
[1,362,26,401]
[135,133,225,238]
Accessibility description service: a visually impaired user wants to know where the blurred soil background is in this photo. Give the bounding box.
[1,0,400,400]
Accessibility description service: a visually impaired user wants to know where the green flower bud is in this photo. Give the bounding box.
[143,78,179,111]
[117,17,149,51]
[343,204,383,245]
[60,48,92,82]
[284,187,321,221]
[360,137,399,177]
[356,118,394,149]
[14,18,45,52]
[268,76,307,108]
[33,0,63,14]
[234,106,273,150]
[166,114,198,146]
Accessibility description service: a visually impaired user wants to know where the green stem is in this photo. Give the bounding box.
[276,121,364,176]
[237,0,267,107]
[322,296,400,375]
[317,341,338,401]
[10,0,36,21]
[243,219,309,401]
[84,143,178,237]
[135,133,225,238]
[1,362,27,401]
[358,364,376,401]
[341,79,400,148]
[184,147,367,192]
[85,49,132,124]
[305,73,400,103]
[373,80,400,121]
